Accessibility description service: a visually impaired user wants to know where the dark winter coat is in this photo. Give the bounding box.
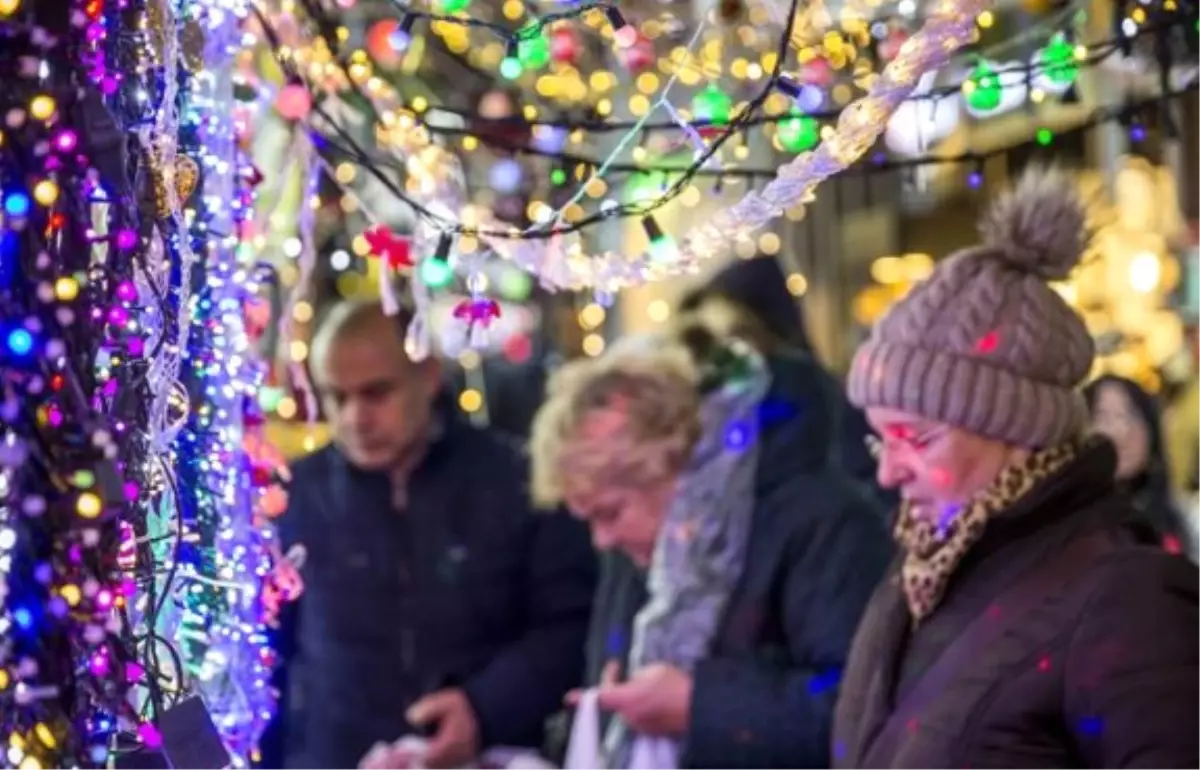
[262,410,596,769]
[832,439,1200,769]
[584,353,893,768]
[681,256,895,509]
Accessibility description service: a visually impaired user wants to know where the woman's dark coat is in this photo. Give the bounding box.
[833,439,1199,768]
[584,354,893,768]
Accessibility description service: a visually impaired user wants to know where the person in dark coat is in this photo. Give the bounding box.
[262,300,595,769]
[531,324,891,768]
[678,256,893,508]
[1084,374,1189,552]
[834,167,1199,768]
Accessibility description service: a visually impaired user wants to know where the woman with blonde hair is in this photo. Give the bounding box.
[533,323,890,768]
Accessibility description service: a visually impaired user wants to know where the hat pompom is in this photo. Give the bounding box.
[978,166,1089,281]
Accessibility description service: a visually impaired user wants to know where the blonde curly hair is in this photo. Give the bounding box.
[529,330,709,508]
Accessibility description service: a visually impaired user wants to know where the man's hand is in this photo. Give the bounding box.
[405,688,481,769]
[596,663,693,736]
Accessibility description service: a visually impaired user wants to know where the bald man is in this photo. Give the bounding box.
[262,301,595,769]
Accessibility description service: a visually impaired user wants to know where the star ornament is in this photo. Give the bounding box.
[363,225,413,268]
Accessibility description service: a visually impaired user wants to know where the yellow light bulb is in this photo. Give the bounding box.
[77,492,102,519]
[0,0,22,17]
[30,95,55,120]
[60,580,82,604]
[33,180,59,206]
[54,277,79,301]
[458,388,483,413]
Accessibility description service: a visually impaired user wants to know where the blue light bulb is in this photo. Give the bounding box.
[4,191,31,217]
[6,328,33,355]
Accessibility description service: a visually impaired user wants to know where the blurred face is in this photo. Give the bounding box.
[560,407,678,568]
[866,406,1028,525]
[1091,383,1150,480]
[315,325,440,471]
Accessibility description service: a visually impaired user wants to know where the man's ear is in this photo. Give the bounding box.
[419,355,444,393]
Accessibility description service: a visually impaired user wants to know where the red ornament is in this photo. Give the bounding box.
[363,224,413,268]
[550,27,580,64]
[799,57,835,87]
[452,298,502,328]
[617,32,656,72]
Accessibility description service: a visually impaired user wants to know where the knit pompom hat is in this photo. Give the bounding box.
[847,167,1095,449]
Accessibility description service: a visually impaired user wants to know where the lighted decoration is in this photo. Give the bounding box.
[692,83,733,126]
[615,30,656,72]
[363,224,413,268]
[275,81,313,120]
[798,56,835,87]
[961,59,1027,118]
[500,38,522,80]
[1032,32,1081,95]
[884,70,962,156]
[436,0,470,11]
[550,26,581,64]
[777,109,820,152]
[516,24,551,71]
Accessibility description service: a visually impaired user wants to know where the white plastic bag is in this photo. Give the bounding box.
[563,689,678,769]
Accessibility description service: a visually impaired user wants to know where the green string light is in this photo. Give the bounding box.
[516,24,550,70]
[963,59,1002,113]
[692,83,732,126]
[1038,32,1079,86]
[777,109,820,152]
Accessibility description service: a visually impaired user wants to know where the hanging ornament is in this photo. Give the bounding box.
[692,83,733,126]
[777,109,820,152]
[1032,32,1080,95]
[453,297,503,329]
[616,31,655,72]
[363,225,413,269]
[550,27,580,64]
[799,56,835,87]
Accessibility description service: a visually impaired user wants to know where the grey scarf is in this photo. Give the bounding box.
[603,344,770,768]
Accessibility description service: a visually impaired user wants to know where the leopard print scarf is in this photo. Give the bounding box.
[895,441,1082,622]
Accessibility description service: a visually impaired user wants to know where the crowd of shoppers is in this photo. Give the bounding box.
[262,167,1198,770]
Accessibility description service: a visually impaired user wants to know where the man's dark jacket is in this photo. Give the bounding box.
[583,353,893,768]
[260,413,596,768]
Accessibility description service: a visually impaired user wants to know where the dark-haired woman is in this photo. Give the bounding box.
[1085,374,1191,556]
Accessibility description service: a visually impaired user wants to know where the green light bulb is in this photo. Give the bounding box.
[692,84,732,126]
[500,56,523,80]
[517,25,550,70]
[777,110,819,153]
[1039,33,1078,86]
[421,258,454,289]
[963,60,1002,113]
[437,0,470,12]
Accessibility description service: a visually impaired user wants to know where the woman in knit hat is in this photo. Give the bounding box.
[832,167,1199,769]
